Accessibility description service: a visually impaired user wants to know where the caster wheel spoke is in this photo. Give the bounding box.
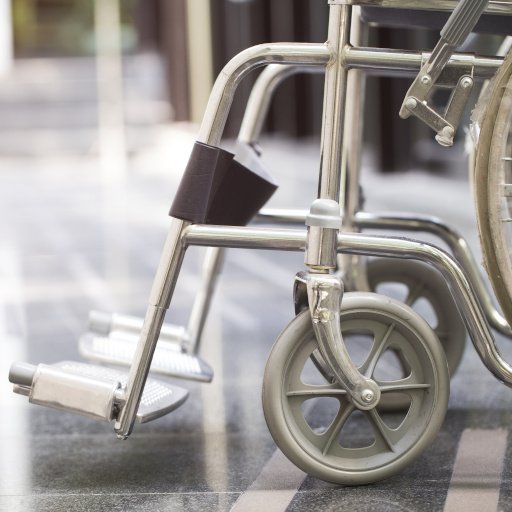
[366,408,398,453]
[378,377,431,394]
[360,322,395,378]
[286,383,347,400]
[320,400,356,456]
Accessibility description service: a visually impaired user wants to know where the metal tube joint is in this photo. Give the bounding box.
[304,199,342,271]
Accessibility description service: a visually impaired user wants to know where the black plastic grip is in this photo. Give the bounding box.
[169,142,277,226]
[440,0,490,46]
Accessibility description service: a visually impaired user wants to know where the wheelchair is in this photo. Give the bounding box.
[8,0,512,485]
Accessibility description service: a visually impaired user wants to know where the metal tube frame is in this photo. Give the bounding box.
[338,8,370,292]
[180,224,512,386]
[334,0,511,15]
[255,208,512,337]
[114,2,508,438]
[186,57,507,356]
[184,64,326,356]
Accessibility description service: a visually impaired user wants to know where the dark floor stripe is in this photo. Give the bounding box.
[444,428,507,512]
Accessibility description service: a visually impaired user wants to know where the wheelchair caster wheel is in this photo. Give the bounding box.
[366,258,466,377]
[262,292,449,485]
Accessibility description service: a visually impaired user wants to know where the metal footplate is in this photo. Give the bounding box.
[79,311,214,383]
[9,361,188,423]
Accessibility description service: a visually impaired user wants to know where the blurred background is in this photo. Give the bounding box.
[0,0,495,171]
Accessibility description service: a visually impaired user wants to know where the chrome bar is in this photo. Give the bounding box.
[181,223,512,387]
[206,47,503,150]
[184,224,307,252]
[197,43,330,146]
[88,310,187,342]
[255,208,308,225]
[254,208,511,337]
[115,218,190,438]
[345,47,503,79]
[341,11,366,231]
[115,44,332,438]
[339,0,511,15]
[303,4,352,275]
[318,4,352,202]
[355,212,512,336]
[238,65,323,146]
[338,232,512,386]
[339,7,370,291]
[183,56,331,361]
[193,39,502,149]
[184,246,225,354]
[189,62,330,357]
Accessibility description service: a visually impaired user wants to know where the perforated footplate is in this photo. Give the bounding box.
[55,361,189,423]
[79,333,214,383]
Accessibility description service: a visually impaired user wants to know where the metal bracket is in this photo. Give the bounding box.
[400,70,474,146]
[399,0,487,145]
[300,271,380,410]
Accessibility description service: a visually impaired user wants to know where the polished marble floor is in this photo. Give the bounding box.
[1,133,512,511]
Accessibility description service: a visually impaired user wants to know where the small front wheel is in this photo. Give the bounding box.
[262,292,449,485]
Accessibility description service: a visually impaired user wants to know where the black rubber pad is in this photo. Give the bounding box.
[169,142,277,226]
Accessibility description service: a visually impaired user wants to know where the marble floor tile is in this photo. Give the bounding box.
[2,134,511,511]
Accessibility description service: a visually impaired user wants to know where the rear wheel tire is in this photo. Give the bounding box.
[474,50,512,327]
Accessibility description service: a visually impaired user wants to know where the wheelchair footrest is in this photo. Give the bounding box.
[88,310,188,344]
[79,333,214,383]
[9,361,189,423]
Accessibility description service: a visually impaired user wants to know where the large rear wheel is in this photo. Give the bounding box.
[474,50,512,327]
[366,258,465,377]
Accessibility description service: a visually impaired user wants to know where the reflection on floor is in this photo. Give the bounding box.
[1,133,512,512]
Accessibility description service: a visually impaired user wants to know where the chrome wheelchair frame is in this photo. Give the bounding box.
[9,0,512,484]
